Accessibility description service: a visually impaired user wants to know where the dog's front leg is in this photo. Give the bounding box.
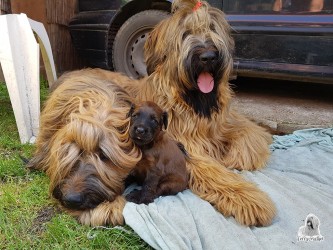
[128,170,161,204]
[221,113,273,171]
[75,195,126,226]
[187,156,276,227]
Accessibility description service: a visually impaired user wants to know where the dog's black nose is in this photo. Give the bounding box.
[63,193,83,209]
[199,51,217,63]
[135,127,146,135]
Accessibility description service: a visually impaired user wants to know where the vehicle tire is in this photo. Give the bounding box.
[112,10,169,79]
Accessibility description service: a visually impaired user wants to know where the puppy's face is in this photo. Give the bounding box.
[128,101,168,147]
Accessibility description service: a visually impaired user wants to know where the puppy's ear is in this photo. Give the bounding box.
[127,103,135,118]
[162,111,168,130]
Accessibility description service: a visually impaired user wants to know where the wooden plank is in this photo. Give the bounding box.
[46,23,85,73]
[45,0,77,26]
[11,0,85,75]
[0,0,11,15]
[45,0,87,73]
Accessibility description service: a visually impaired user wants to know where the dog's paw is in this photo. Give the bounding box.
[188,158,276,227]
[218,187,276,227]
[126,190,155,205]
[139,196,155,205]
[77,196,126,226]
[126,190,142,204]
[236,198,276,227]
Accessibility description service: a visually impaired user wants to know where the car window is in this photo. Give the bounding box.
[222,0,333,14]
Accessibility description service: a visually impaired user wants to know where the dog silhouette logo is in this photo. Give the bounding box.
[298,213,324,242]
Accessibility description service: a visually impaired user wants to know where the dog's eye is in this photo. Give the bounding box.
[182,31,190,41]
[132,112,139,119]
[151,118,159,125]
[99,151,108,160]
[209,24,216,33]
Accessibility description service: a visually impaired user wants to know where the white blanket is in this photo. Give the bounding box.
[123,128,333,250]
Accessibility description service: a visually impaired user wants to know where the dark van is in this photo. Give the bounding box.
[69,0,333,84]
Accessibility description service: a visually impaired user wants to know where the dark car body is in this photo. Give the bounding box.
[69,0,333,84]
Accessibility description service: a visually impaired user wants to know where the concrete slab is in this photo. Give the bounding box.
[230,78,333,134]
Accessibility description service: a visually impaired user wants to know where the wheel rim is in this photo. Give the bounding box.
[124,27,151,78]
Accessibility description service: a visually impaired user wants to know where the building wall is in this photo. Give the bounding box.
[0,0,11,82]
[0,0,11,14]
[10,0,86,76]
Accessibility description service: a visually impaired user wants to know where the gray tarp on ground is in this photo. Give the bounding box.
[123,128,333,250]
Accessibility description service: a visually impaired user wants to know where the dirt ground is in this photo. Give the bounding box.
[231,78,333,134]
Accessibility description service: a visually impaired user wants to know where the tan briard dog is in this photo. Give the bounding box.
[27,69,142,226]
[95,0,276,226]
[29,0,276,227]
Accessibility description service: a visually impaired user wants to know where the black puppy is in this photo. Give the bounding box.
[126,101,189,204]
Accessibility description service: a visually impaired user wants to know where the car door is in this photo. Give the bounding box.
[222,0,333,83]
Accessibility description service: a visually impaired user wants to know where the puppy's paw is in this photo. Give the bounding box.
[139,196,155,205]
[126,190,142,204]
[126,190,155,205]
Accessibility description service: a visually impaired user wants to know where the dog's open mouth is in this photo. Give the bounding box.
[133,137,144,144]
[197,72,214,93]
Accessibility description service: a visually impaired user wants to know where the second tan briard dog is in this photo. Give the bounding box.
[29,0,276,227]
[27,69,142,226]
[93,0,276,226]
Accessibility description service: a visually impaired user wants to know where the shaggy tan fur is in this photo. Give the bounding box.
[89,0,276,226]
[30,0,276,227]
[28,69,141,226]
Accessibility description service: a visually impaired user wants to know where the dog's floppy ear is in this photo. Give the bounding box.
[145,22,169,75]
[162,111,168,130]
[127,103,135,118]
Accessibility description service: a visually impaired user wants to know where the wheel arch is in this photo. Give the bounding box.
[69,0,172,70]
[107,0,172,68]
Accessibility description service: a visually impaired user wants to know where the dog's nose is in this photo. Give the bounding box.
[199,51,217,63]
[135,127,146,135]
[63,193,83,209]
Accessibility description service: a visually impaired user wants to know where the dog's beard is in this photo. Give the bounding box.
[181,43,225,118]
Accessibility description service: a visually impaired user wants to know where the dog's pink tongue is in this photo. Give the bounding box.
[197,72,214,93]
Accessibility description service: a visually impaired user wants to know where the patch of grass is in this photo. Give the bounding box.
[0,82,151,249]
